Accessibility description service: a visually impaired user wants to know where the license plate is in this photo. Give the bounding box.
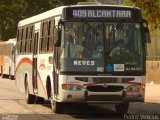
[126,91,140,96]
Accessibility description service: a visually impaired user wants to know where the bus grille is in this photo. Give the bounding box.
[86,85,124,92]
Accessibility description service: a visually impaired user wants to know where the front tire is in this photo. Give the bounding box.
[1,70,4,78]
[115,102,129,114]
[10,75,15,80]
[25,82,35,104]
[35,96,44,104]
[51,99,64,113]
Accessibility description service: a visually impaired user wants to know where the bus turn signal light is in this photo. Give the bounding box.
[62,84,83,91]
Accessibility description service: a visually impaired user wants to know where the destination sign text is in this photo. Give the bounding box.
[72,9,132,19]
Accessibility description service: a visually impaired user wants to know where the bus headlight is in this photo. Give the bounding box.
[62,84,83,91]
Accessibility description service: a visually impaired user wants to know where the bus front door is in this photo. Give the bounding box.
[53,47,60,96]
[32,31,39,95]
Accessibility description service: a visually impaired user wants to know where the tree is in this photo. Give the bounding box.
[0,0,88,41]
[0,0,25,40]
[123,0,160,60]
[123,0,160,30]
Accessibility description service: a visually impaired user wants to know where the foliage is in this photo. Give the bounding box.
[0,0,24,40]
[0,0,88,41]
[123,0,160,30]
[123,0,160,60]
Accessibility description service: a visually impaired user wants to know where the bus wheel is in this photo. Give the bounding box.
[51,99,64,113]
[1,66,3,77]
[35,96,44,104]
[115,102,129,114]
[10,75,15,80]
[1,71,4,78]
[25,82,35,104]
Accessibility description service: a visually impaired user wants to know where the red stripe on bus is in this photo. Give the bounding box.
[15,58,47,96]
[84,82,144,86]
[15,58,32,72]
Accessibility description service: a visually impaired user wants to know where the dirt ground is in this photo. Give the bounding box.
[145,61,160,103]
[145,84,160,103]
[146,61,160,84]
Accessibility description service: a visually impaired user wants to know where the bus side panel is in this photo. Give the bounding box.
[0,42,15,78]
[0,55,4,75]
[16,54,49,99]
[3,56,11,77]
[37,54,53,99]
[15,55,33,94]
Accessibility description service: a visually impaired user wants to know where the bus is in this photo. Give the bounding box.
[15,2,150,114]
[0,38,16,80]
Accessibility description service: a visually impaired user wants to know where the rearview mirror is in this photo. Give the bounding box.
[143,19,151,43]
[54,21,62,47]
[54,29,61,47]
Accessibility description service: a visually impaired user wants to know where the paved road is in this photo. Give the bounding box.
[0,78,160,120]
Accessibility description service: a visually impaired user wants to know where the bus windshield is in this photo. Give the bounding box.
[60,21,144,74]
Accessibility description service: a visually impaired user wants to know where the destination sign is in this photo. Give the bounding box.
[63,6,142,21]
[72,9,132,19]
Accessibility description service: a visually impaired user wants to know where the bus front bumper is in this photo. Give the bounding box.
[59,90,144,103]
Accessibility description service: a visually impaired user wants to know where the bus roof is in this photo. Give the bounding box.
[18,6,65,27]
[6,38,16,45]
[76,2,140,9]
[18,4,140,27]
[68,4,140,9]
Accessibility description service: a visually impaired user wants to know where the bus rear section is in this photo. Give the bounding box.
[0,38,16,79]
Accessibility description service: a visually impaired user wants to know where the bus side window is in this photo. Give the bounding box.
[41,21,48,52]
[48,19,55,52]
[40,22,45,52]
[30,26,34,53]
[20,28,24,53]
[21,28,27,53]
[47,20,51,52]
[17,29,20,54]
[26,27,29,53]
[25,27,28,53]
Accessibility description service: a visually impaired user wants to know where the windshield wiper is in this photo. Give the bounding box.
[107,20,125,49]
[109,20,124,37]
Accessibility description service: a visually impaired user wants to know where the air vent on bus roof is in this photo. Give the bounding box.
[77,2,101,5]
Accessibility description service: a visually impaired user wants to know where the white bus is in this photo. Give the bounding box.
[0,38,16,80]
[16,2,150,114]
